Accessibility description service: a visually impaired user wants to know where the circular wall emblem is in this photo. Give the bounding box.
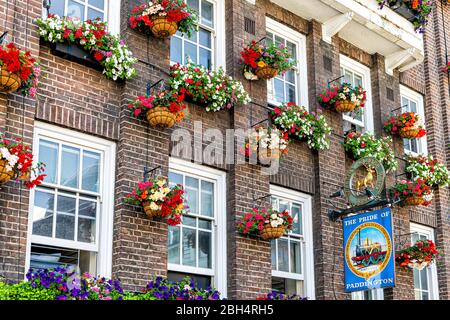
[344,157,385,206]
[345,222,392,280]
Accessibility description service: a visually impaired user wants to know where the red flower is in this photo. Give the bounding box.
[93,51,103,61]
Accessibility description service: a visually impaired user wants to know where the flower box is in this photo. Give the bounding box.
[389,1,420,21]
[50,42,103,72]
[317,83,366,114]
[405,155,450,188]
[377,0,432,33]
[390,179,433,207]
[383,111,426,139]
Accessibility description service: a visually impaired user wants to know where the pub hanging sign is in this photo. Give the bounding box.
[343,207,395,292]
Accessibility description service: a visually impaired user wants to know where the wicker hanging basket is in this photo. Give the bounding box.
[146,106,177,128]
[0,159,15,184]
[399,126,420,139]
[255,66,278,80]
[150,16,178,39]
[335,100,356,113]
[142,201,166,219]
[0,66,22,94]
[258,148,280,163]
[259,224,285,240]
[403,195,424,206]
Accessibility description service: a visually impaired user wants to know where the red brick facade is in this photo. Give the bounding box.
[0,0,449,300]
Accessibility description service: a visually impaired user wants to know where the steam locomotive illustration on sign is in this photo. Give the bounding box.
[351,228,388,268]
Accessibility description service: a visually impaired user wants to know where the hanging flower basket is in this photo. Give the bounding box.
[150,16,178,38]
[399,126,420,139]
[259,224,286,241]
[170,60,251,112]
[0,136,46,188]
[390,179,433,207]
[335,100,356,113]
[0,43,41,97]
[0,66,22,94]
[237,208,293,241]
[143,200,167,218]
[343,131,398,172]
[0,159,15,184]
[255,66,278,80]
[124,177,187,226]
[146,106,178,128]
[405,155,450,188]
[376,0,432,33]
[403,195,425,206]
[244,125,288,165]
[128,91,186,128]
[317,83,366,114]
[384,112,426,139]
[240,40,296,81]
[129,0,197,39]
[395,239,440,270]
[272,102,331,151]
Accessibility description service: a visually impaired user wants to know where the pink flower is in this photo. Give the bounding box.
[134,109,142,117]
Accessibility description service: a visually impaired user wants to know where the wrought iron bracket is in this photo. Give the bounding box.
[0,31,8,45]
[328,197,399,222]
[143,165,161,181]
[327,75,344,88]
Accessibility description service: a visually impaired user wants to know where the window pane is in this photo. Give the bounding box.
[56,195,76,240]
[290,241,302,274]
[271,241,276,269]
[88,0,104,9]
[410,139,418,153]
[402,97,409,111]
[420,269,428,290]
[48,0,64,17]
[182,228,196,266]
[201,0,214,27]
[201,180,213,217]
[185,42,198,64]
[199,48,212,70]
[274,78,285,103]
[291,204,302,235]
[275,35,284,48]
[32,191,54,237]
[410,101,417,113]
[60,145,80,188]
[344,70,353,84]
[185,30,198,42]
[79,199,96,218]
[168,171,183,187]
[87,8,103,20]
[39,140,58,184]
[182,216,196,227]
[198,231,211,268]
[414,269,420,288]
[82,151,100,192]
[198,219,212,230]
[285,70,295,84]
[354,74,363,87]
[67,0,85,20]
[168,226,181,264]
[277,239,289,272]
[279,199,289,212]
[185,177,199,214]
[421,291,429,300]
[286,41,296,59]
[266,32,274,44]
[170,36,183,64]
[78,217,95,243]
[187,0,199,12]
[199,29,211,48]
[404,139,411,152]
[286,84,296,103]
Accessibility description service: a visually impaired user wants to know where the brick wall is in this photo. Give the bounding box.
[0,0,449,300]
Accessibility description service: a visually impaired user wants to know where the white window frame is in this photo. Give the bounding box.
[352,289,384,300]
[410,223,439,300]
[42,0,121,35]
[168,157,227,297]
[266,17,309,109]
[170,0,226,70]
[270,185,315,299]
[340,55,374,133]
[25,122,116,278]
[400,85,427,156]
